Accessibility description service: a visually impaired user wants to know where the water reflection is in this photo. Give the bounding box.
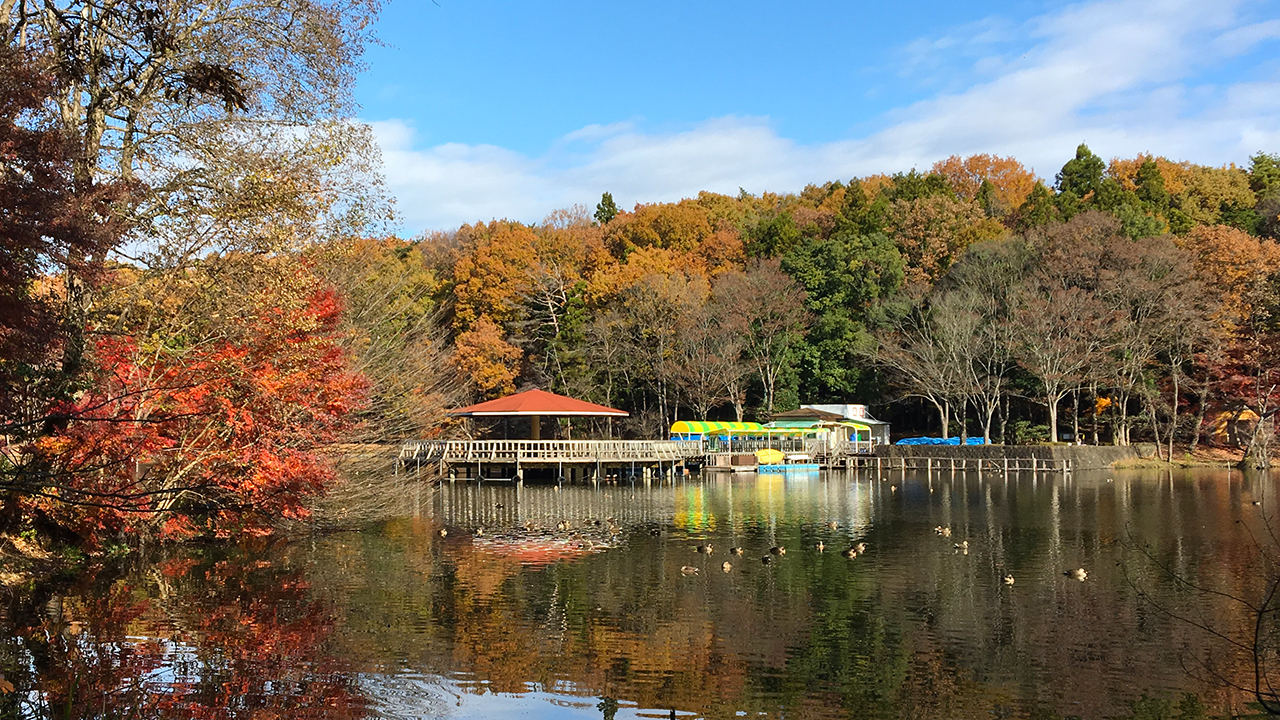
[1,468,1276,719]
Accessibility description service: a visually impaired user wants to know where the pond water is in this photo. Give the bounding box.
[2,468,1277,719]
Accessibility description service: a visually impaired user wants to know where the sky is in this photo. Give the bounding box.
[354,0,1280,235]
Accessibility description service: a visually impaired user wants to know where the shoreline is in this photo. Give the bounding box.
[874,442,1276,470]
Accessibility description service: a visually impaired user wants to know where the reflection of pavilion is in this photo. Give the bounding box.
[430,472,881,542]
[402,389,702,482]
[434,482,679,529]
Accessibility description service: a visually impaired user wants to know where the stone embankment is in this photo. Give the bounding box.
[872,443,1147,470]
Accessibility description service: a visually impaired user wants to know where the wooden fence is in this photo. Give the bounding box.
[845,455,1072,473]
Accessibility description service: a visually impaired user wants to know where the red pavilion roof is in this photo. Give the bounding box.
[447,389,628,417]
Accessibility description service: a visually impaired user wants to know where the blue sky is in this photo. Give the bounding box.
[355,0,1280,234]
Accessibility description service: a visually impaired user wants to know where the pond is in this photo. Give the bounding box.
[1,468,1276,719]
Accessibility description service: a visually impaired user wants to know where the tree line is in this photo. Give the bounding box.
[1,1,1278,553]
[422,151,1280,469]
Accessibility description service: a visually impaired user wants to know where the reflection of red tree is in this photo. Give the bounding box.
[151,558,367,720]
[10,583,167,719]
[5,554,366,719]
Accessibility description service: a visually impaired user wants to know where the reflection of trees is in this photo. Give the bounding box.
[12,473,1257,718]
[308,473,1268,719]
[0,549,365,719]
[1124,469,1280,717]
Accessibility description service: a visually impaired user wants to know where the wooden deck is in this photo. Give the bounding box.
[397,437,884,481]
[399,439,704,481]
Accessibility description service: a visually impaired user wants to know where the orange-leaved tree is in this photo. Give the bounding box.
[931,154,1039,216]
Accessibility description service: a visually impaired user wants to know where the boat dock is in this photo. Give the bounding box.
[397,439,1078,483]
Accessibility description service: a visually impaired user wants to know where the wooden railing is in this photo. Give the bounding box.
[845,455,1072,473]
[702,437,874,456]
[400,439,704,464]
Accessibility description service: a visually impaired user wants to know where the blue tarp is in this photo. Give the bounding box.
[894,437,986,446]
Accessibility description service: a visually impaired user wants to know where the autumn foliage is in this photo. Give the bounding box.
[409,143,1280,466]
[27,261,367,543]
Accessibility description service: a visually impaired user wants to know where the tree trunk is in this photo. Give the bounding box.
[931,398,949,439]
[1168,368,1179,462]
[982,401,996,445]
[1148,394,1164,461]
[999,394,1009,445]
[1090,382,1099,445]
[959,399,968,444]
[1048,395,1059,444]
[1240,414,1273,470]
[1116,391,1130,446]
[1072,388,1079,443]
[1191,379,1210,452]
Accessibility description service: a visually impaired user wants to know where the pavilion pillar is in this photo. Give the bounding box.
[531,415,541,440]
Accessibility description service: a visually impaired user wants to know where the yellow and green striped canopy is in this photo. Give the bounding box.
[670,421,764,435]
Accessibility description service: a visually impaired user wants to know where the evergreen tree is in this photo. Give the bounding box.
[594,191,619,225]
[1055,143,1105,197]
[1135,157,1169,210]
[1249,152,1280,196]
[1011,182,1060,232]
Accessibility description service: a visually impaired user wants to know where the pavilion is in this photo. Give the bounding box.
[447,388,628,440]
[402,389,698,483]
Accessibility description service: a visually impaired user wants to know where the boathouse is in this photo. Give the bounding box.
[802,404,891,445]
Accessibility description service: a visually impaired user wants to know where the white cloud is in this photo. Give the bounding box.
[373,0,1280,234]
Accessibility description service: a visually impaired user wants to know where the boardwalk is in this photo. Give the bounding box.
[399,439,704,481]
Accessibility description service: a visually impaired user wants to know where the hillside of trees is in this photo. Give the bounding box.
[1,2,1278,551]
[412,148,1280,470]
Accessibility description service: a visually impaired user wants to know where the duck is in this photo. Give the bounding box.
[1065,568,1088,581]
[680,566,699,576]
[696,544,714,555]
[815,541,825,552]
[474,527,484,537]
[439,528,448,538]
[841,547,857,558]
[769,546,786,556]
[1003,573,1015,585]
[954,540,968,550]
[721,561,733,573]
[729,547,744,556]
[761,555,773,565]
[827,521,839,530]
[854,542,867,553]
[941,527,952,538]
